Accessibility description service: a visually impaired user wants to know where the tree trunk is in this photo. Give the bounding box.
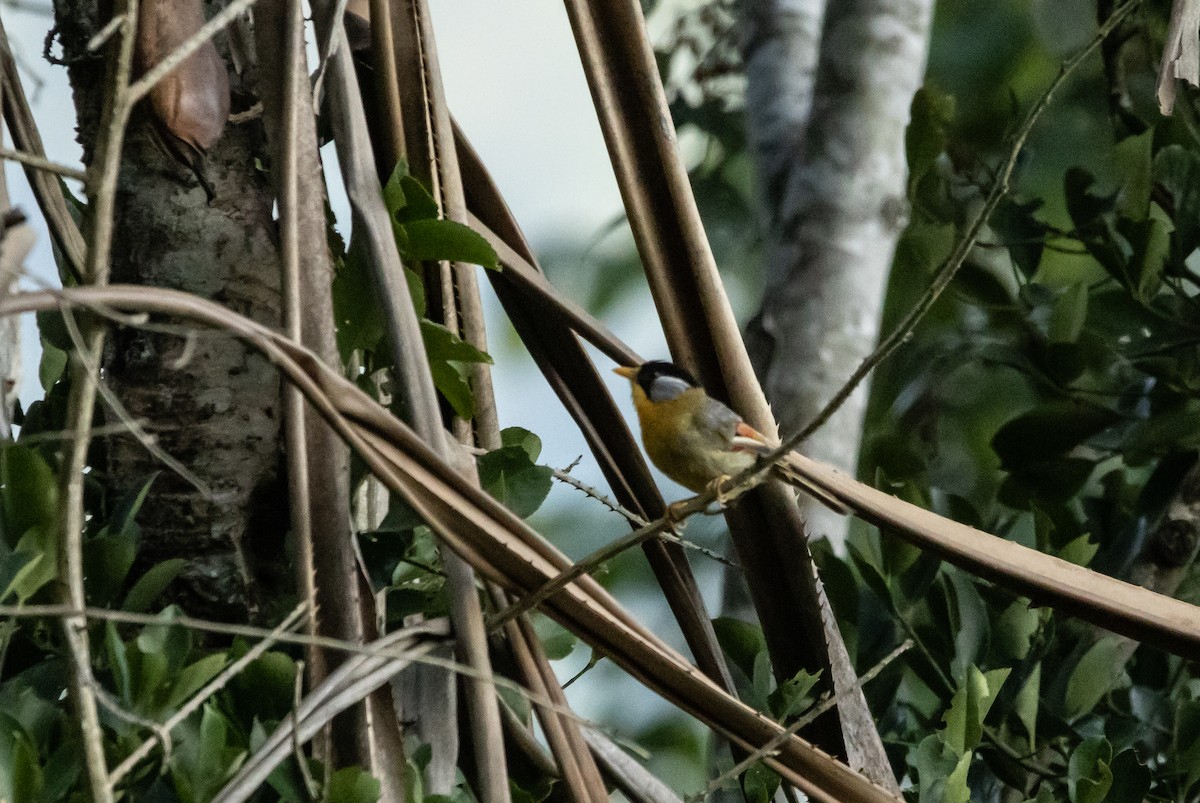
[0,110,31,436]
[54,0,287,622]
[742,0,933,548]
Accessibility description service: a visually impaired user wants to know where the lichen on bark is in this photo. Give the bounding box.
[53,0,288,622]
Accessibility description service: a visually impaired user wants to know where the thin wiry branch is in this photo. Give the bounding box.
[0,604,606,729]
[56,0,143,796]
[788,0,1142,448]
[57,302,211,494]
[1,286,901,801]
[0,14,87,279]
[0,145,86,180]
[695,640,913,801]
[108,604,309,785]
[552,466,741,570]
[486,515,683,631]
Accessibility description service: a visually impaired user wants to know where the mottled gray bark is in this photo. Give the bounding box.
[0,116,30,437]
[54,0,286,622]
[742,0,933,546]
[737,0,933,791]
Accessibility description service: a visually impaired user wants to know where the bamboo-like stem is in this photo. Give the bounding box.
[55,0,141,798]
[561,0,849,756]
[0,14,87,279]
[0,145,88,180]
[16,284,1200,797]
[3,285,902,803]
[383,3,514,799]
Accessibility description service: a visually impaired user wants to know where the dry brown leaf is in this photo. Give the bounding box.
[135,0,230,165]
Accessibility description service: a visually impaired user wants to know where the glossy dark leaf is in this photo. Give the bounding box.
[1066,736,1113,803]
[992,402,1121,470]
[1154,145,1200,255]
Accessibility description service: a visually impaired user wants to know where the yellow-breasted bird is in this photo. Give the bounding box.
[614,360,846,513]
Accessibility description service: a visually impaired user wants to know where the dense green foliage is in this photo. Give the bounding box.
[4,1,1200,801]
[554,0,1200,800]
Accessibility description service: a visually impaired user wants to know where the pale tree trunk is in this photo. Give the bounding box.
[731,0,933,790]
[0,117,31,437]
[53,0,287,622]
[742,0,934,548]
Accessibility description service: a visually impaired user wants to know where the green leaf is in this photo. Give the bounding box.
[915,734,970,803]
[229,651,299,725]
[1047,283,1088,344]
[170,704,246,803]
[947,571,988,684]
[1124,216,1169,301]
[1113,127,1153,220]
[35,309,73,352]
[906,87,955,196]
[509,776,556,803]
[742,762,780,803]
[332,237,387,360]
[137,607,193,678]
[83,531,138,607]
[1013,662,1040,748]
[750,649,774,709]
[421,319,493,420]
[38,342,66,392]
[1064,637,1127,721]
[501,427,543,461]
[992,197,1047,278]
[122,558,188,612]
[400,218,499,270]
[1154,144,1200,254]
[106,622,132,704]
[0,443,57,549]
[942,665,1010,754]
[768,669,822,720]
[531,613,576,661]
[994,600,1039,660]
[1067,736,1112,803]
[6,525,56,603]
[1105,749,1150,803]
[477,439,553,519]
[327,767,382,803]
[1174,699,1200,794]
[382,163,439,225]
[104,473,158,542]
[1022,784,1058,803]
[991,402,1121,470]
[711,617,767,681]
[0,712,43,803]
[1119,400,1200,465]
[0,551,34,604]
[165,652,229,711]
[1056,533,1098,567]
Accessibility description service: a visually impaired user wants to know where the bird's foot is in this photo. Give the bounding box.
[706,474,746,509]
[664,500,692,527]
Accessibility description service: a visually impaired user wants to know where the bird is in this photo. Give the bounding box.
[614,360,847,513]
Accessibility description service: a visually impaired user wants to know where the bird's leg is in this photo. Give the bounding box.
[664,500,692,527]
[707,473,747,507]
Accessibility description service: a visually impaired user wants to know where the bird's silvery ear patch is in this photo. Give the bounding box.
[647,375,693,402]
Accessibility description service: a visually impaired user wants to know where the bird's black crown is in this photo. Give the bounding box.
[635,360,698,395]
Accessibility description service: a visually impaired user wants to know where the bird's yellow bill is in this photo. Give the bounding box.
[613,366,637,379]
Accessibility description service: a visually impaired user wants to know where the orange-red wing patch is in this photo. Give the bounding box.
[733,422,770,451]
